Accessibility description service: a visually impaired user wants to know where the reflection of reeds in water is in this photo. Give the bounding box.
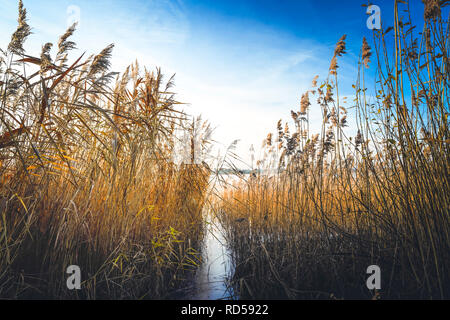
[219,1,450,299]
[0,1,209,299]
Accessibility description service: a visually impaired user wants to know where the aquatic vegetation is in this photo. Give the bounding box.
[0,1,209,299]
[218,0,449,299]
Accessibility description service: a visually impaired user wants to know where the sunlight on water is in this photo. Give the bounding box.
[189,213,234,300]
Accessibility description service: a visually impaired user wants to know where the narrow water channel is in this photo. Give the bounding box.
[188,212,235,300]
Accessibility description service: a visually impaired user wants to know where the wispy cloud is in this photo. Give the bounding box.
[0,0,363,164]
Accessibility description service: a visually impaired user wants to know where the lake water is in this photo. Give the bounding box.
[187,212,235,300]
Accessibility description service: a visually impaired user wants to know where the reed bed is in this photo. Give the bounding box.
[218,0,449,299]
[0,1,209,299]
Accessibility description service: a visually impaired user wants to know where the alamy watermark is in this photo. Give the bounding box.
[66,265,81,290]
[366,265,381,290]
[366,5,381,30]
[65,263,381,292]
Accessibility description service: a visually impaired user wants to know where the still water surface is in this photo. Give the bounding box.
[187,212,235,300]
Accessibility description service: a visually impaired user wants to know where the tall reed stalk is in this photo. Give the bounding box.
[0,1,210,299]
[218,0,449,299]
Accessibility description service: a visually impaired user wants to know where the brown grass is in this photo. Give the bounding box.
[0,1,209,299]
[217,0,449,299]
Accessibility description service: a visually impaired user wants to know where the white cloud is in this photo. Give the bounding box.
[0,0,360,165]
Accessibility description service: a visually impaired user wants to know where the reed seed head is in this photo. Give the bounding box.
[329,56,338,75]
[57,22,77,56]
[266,133,273,147]
[422,0,441,20]
[362,37,372,69]
[334,35,347,57]
[40,42,53,74]
[8,0,31,55]
[300,92,310,114]
[89,44,115,77]
[312,75,319,87]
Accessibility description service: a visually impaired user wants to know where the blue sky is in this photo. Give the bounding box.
[0,0,431,165]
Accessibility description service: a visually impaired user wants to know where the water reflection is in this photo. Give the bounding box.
[188,213,234,300]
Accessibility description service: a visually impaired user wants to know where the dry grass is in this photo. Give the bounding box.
[217,0,449,299]
[1,0,449,300]
[0,1,209,299]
